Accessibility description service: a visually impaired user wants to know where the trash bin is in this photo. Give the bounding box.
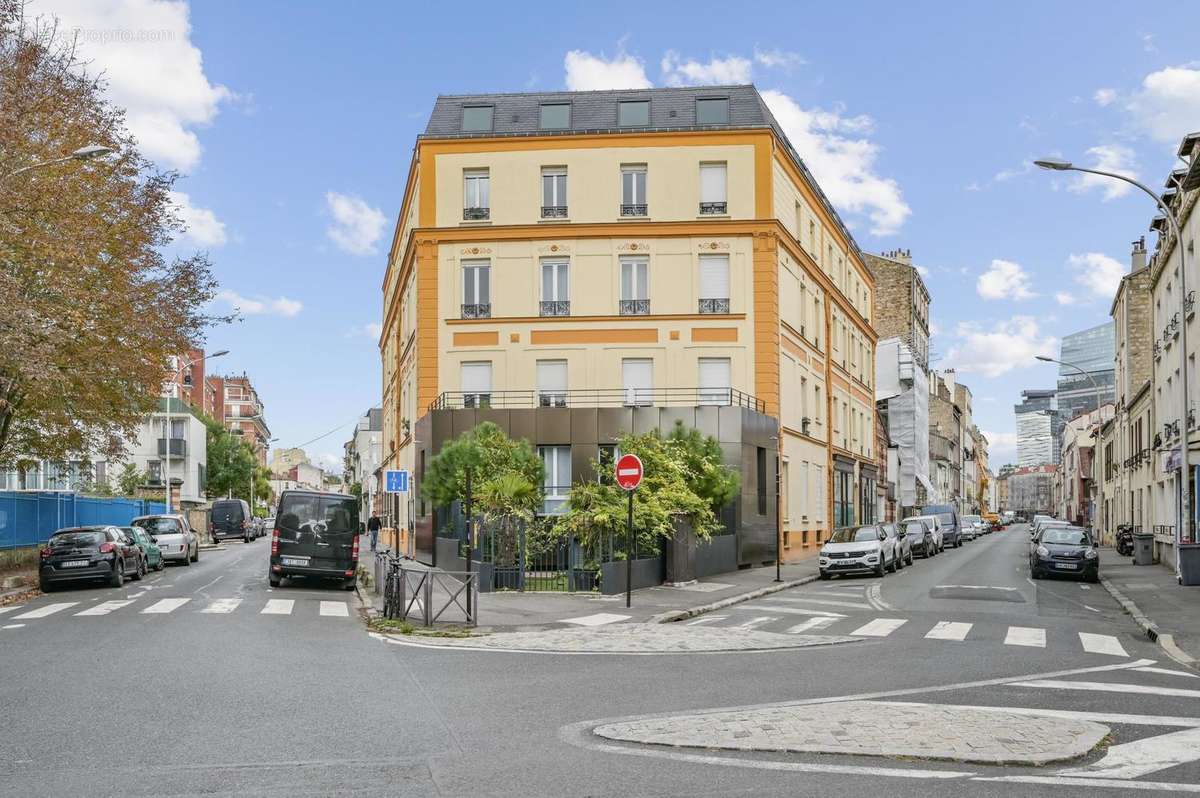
[1180,543,1200,586]
[1133,532,1155,566]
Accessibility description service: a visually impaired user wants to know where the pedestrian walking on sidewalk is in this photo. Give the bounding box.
[367,514,381,552]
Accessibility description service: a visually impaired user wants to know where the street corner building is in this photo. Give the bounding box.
[377,85,879,570]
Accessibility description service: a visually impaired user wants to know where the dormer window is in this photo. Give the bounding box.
[539,103,570,129]
[462,105,494,132]
[618,100,649,127]
[696,97,729,124]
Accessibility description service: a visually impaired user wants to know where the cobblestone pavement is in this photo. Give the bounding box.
[592,700,1110,765]
[373,624,861,654]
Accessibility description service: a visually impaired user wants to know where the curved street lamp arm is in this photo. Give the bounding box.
[1068,166,1184,240]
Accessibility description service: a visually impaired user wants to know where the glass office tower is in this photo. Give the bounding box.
[1057,322,1116,422]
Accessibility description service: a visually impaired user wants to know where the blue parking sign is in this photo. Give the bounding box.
[385,469,409,493]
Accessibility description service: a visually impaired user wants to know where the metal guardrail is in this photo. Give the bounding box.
[383,563,478,627]
[429,387,766,413]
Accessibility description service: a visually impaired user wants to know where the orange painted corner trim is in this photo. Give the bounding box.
[452,330,500,347]
[530,328,659,345]
[447,312,745,325]
[690,327,739,343]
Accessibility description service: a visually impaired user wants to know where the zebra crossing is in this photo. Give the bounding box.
[1,596,355,627]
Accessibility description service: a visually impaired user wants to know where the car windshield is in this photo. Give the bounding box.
[963,516,981,524]
[828,526,879,543]
[1043,528,1089,546]
[48,530,104,547]
[903,523,926,535]
[133,518,181,535]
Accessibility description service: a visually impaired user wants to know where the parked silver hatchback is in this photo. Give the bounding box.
[130,515,198,565]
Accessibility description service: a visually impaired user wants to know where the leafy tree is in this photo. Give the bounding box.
[199,412,269,506]
[477,472,539,566]
[0,5,228,466]
[115,463,146,497]
[562,427,728,557]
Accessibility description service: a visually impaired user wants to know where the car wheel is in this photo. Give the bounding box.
[131,557,143,581]
[182,549,191,567]
[819,572,831,580]
[1031,566,1042,579]
[888,552,897,573]
[342,578,357,591]
[191,543,199,563]
[110,560,124,588]
[896,552,904,571]
[906,551,914,566]
[1086,572,1099,584]
[243,535,251,544]
[875,560,886,578]
[269,574,282,588]
[39,578,52,593]
[154,557,164,572]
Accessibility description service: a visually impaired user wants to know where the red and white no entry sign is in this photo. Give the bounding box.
[615,453,643,491]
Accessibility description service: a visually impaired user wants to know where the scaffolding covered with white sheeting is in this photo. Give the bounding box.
[876,338,931,513]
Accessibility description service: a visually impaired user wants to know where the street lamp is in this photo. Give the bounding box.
[1,144,114,182]
[163,349,228,515]
[1035,156,1191,582]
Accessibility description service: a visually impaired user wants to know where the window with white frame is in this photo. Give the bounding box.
[698,254,730,314]
[620,164,647,216]
[537,359,568,407]
[539,445,571,514]
[540,259,569,316]
[462,260,490,319]
[699,162,727,214]
[622,358,653,406]
[541,167,567,217]
[620,257,649,314]
[463,169,489,220]
[461,361,492,408]
[698,357,732,406]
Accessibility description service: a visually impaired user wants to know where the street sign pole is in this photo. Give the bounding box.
[626,490,634,609]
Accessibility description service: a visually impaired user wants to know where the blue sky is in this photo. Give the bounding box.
[35,1,1200,470]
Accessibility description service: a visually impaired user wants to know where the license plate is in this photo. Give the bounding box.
[280,557,308,566]
[1055,562,1078,570]
[61,560,89,568]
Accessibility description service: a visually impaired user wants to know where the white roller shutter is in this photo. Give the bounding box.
[700,163,727,203]
[622,359,652,406]
[699,255,730,299]
[698,357,731,406]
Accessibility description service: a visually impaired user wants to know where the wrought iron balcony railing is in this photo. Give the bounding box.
[539,300,570,317]
[157,438,187,457]
[699,201,727,215]
[541,205,568,219]
[429,387,767,414]
[698,297,730,314]
[619,299,650,315]
[461,303,491,319]
[1188,291,1196,318]
[463,206,490,221]
[620,203,648,217]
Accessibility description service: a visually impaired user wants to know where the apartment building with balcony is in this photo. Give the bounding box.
[379,85,877,566]
[207,374,272,465]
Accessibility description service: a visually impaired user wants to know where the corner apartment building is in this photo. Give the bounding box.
[207,374,272,465]
[379,85,877,566]
[866,249,932,516]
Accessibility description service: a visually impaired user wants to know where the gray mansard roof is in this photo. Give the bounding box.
[420,85,860,257]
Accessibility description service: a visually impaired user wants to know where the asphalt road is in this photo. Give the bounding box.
[1,525,1196,797]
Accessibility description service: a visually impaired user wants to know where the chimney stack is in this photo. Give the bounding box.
[1131,236,1147,271]
[882,248,913,266]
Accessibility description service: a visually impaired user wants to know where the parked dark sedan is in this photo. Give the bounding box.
[39,526,143,591]
[902,519,938,558]
[1030,525,1099,582]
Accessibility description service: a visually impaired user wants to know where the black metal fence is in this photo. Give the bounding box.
[477,518,618,592]
[382,560,478,627]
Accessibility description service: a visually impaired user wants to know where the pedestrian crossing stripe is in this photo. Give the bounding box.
[13,602,77,619]
[76,600,135,616]
[851,618,907,637]
[1,597,352,621]
[0,606,20,616]
[201,598,242,614]
[261,599,294,615]
[319,601,349,617]
[1004,626,1046,648]
[924,621,971,641]
[786,616,838,634]
[142,598,190,614]
[1078,631,1127,657]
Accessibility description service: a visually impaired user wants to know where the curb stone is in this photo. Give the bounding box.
[1099,575,1198,669]
[649,574,821,624]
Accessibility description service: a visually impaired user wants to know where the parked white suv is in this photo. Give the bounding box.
[819,524,898,579]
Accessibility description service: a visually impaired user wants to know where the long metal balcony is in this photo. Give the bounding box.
[699,201,727,215]
[541,205,568,219]
[619,299,650,315]
[620,203,648,217]
[430,387,766,413]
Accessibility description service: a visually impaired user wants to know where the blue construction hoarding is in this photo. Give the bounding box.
[0,491,167,550]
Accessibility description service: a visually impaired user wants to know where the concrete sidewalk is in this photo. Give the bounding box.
[361,549,820,630]
[1098,545,1199,667]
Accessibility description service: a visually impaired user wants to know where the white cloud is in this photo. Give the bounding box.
[976,259,1036,301]
[761,90,909,235]
[312,452,343,475]
[32,0,233,172]
[660,51,752,86]
[1055,291,1077,306]
[942,316,1058,378]
[1093,88,1117,107]
[754,48,805,70]
[994,160,1032,182]
[1067,144,1138,201]
[929,320,942,337]
[983,430,1018,462]
[1125,65,1200,143]
[169,190,225,247]
[1066,252,1125,299]
[563,49,651,91]
[346,322,383,340]
[915,265,930,277]
[216,290,302,317]
[324,192,386,256]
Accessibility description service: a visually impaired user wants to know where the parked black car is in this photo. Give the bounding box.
[39,526,143,591]
[269,490,359,590]
[211,498,253,543]
[1030,525,1099,582]
[902,519,938,558]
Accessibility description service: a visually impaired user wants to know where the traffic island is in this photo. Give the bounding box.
[593,700,1110,765]
[368,623,861,655]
